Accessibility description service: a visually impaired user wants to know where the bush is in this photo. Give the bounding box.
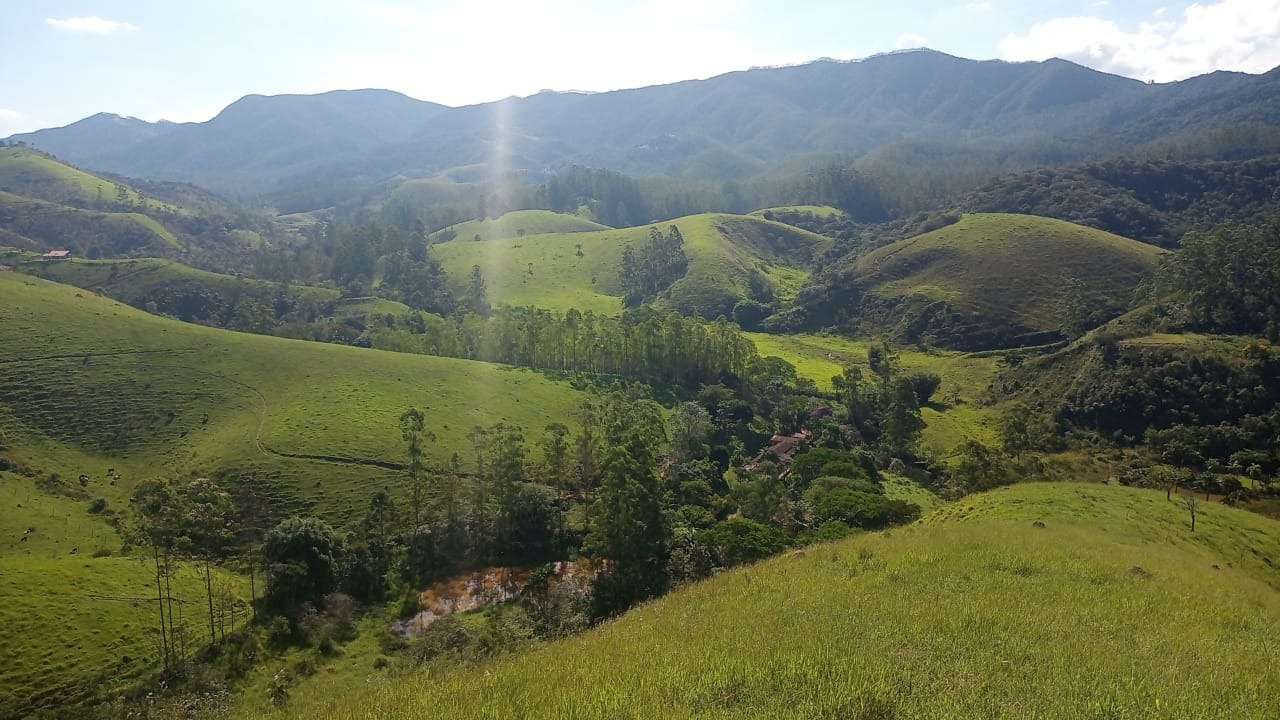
[696,517,786,567]
[408,617,473,664]
[732,299,773,330]
[87,497,108,514]
[803,476,919,529]
[797,520,855,545]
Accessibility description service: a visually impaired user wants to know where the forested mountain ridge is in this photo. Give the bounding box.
[951,155,1280,246]
[9,51,1280,202]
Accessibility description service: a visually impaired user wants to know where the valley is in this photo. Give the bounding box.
[2,43,1279,720]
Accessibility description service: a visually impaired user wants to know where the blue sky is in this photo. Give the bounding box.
[3,0,1279,135]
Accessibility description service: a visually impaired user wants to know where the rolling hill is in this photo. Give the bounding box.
[0,146,188,215]
[0,272,588,523]
[0,191,184,256]
[0,271,598,716]
[430,212,830,317]
[791,213,1164,350]
[233,482,1280,719]
[10,52,1280,201]
[0,147,261,261]
[431,209,610,243]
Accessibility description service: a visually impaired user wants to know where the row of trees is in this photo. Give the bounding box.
[369,306,760,389]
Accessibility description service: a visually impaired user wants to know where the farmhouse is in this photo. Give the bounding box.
[40,249,71,260]
[744,430,812,472]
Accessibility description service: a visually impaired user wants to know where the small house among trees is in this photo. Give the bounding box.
[40,250,71,260]
[744,430,812,472]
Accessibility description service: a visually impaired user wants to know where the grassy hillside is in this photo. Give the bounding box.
[852,213,1165,349]
[430,212,831,317]
[0,555,248,717]
[0,146,188,215]
[0,190,184,255]
[0,273,588,524]
[238,482,1280,719]
[23,256,337,307]
[431,209,610,243]
[749,204,845,220]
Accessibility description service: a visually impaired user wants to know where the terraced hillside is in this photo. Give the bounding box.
[851,213,1165,349]
[237,482,1280,719]
[430,212,831,317]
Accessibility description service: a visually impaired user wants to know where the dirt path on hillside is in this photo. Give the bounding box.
[196,370,406,471]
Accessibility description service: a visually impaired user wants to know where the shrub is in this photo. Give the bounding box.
[408,617,473,664]
[732,299,773,330]
[696,517,786,567]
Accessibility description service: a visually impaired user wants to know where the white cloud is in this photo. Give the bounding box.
[46,16,138,34]
[999,0,1280,81]
[327,0,809,106]
[0,108,25,121]
[965,2,993,11]
[896,32,930,49]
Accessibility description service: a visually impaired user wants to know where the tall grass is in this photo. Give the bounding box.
[241,483,1280,719]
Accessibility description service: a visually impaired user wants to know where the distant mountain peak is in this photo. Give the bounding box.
[6,52,1278,203]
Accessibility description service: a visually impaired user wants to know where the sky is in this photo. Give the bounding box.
[3,0,1280,136]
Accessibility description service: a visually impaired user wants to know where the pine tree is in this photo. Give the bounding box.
[585,432,669,618]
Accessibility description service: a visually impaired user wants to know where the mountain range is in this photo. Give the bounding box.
[8,49,1280,205]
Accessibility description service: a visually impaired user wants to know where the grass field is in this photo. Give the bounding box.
[236,482,1280,719]
[0,272,588,524]
[746,332,1004,451]
[0,554,249,716]
[853,213,1165,349]
[430,212,831,317]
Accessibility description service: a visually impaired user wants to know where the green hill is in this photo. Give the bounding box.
[0,190,185,255]
[236,482,1280,719]
[0,146,188,215]
[17,256,422,343]
[749,205,846,222]
[430,212,831,317]
[24,256,334,304]
[850,213,1165,349]
[0,272,587,522]
[431,209,610,243]
[0,272,593,714]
